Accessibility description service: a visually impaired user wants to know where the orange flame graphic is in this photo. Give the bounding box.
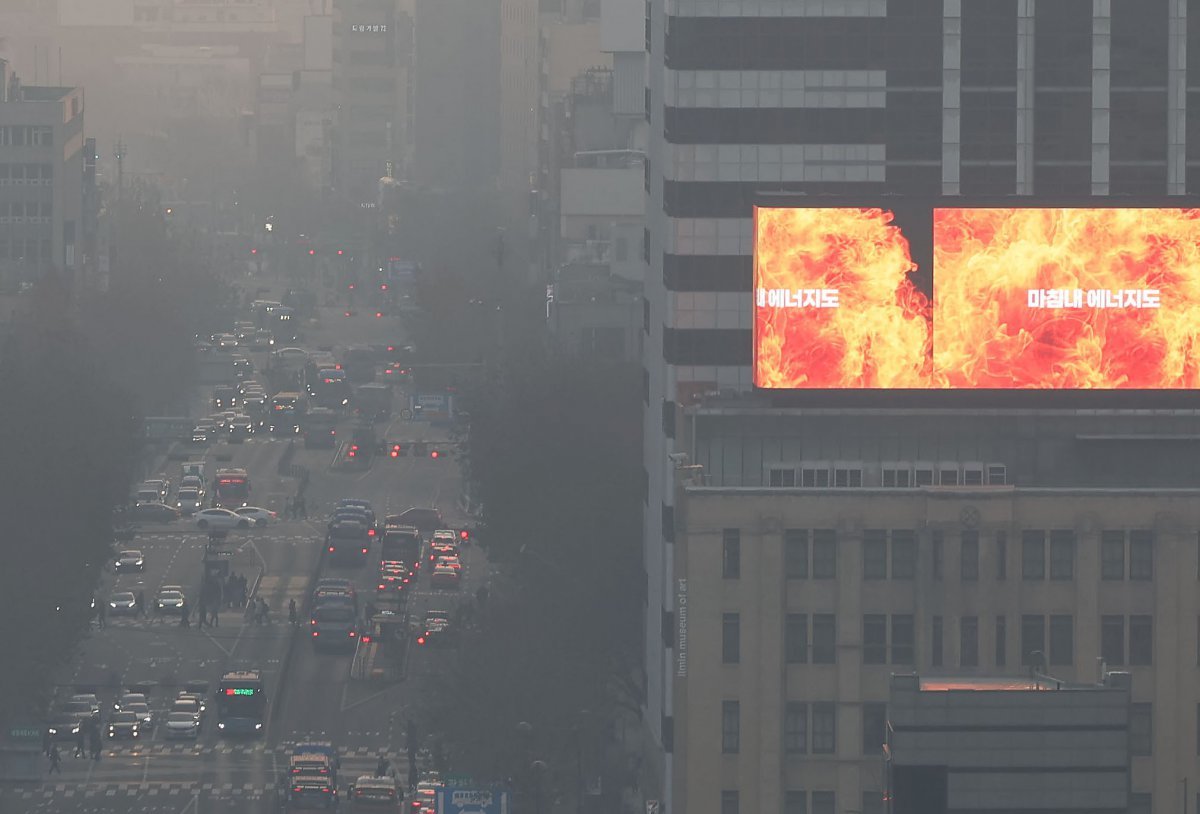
[933,208,1200,389]
[753,207,932,388]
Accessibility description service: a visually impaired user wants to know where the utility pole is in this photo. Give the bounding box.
[113,139,127,203]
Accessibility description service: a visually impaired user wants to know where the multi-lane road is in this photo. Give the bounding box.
[2,277,487,813]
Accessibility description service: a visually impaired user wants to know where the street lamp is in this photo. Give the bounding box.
[531,759,548,814]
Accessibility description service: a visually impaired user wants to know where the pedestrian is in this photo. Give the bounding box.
[96,601,106,629]
[244,600,256,625]
[239,577,248,608]
[180,602,190,628]
[210,605,219,628]
[196,600,207,629]
[284,496,293,518]
[48,743,61,774]
[376,755,391,778]
[259,598,271,624]
[73,727,86,758]
[225,575,236,608]
[135,589,145,619]
[42,729,50,757]
[288,599,298,627]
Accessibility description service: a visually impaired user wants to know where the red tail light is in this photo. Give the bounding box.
[328,546,334,552]
[361,547,369,554]
[416,636,426,645]
[378,584,386,591]
[311,619,317,625]
[349,630,356,637]
[312,631,319,637]
[368,528,376,536]
[375,312,383,319]
[459,530,470,540]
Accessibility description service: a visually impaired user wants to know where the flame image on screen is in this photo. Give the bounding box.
[933,208,1200,389]
[753,207,932,388]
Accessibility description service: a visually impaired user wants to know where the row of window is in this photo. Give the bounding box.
[0,202,53,221]
[0,126,53,148]
[767,463,1007,488]
[721,789,876,814]
[0,163,55,184]
[723,698,1154,760]
[722,528,1159,583]
[0,237,52,262]
[720,612,1155,668]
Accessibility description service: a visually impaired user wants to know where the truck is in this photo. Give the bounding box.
[181,461,206,485]
[354,383,393,422]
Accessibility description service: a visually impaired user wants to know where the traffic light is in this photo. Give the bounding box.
[348,444,359,458]
[416,634,427,646]
[458,529,470,542]
[375,311,383,319]
[336,249,344,256]
[250,248,258,255]
[308,249,316,256]
[389,443,403,458]
[429,449,440,459]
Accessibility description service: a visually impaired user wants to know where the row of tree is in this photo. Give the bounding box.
[0,195,237,724]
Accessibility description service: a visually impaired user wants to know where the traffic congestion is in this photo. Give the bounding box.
[30,273,482,813]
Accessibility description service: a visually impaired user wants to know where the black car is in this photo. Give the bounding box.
[131,502,181,523]
[387,507,444,536]
[46,713,81,742]
[106,711,142,740]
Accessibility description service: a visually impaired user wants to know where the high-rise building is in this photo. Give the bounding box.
[331,0,415,204]
[0,61,87,288]
[642,1,1195,812]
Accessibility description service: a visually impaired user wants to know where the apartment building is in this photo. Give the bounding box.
[641,2,1197,810]
[670,406,1200,813]
[0,62,86,288]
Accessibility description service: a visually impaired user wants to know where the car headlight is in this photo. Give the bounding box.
[254,723,263,730]
[217,722,225,729]
[48,727,58,735]
[110,602,118,608]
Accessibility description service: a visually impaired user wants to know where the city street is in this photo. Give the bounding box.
[1,279,484,812]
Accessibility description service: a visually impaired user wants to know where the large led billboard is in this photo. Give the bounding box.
[753,207,933,389]
[753,205,1200,391]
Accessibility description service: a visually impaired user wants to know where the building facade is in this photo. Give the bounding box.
[669,406,1200,814]
[331,0,415,204]
[642,2,1199,810]
[0,62,86,288]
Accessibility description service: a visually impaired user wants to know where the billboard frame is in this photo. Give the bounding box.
[750,193,1200,407]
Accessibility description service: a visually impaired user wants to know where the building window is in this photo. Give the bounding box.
[860,790,885,814]
[1021,531,1046,579]
[1129,530,1153,581]
[812,614,836,664]
[891,530,916,579]
[783,702,807,754]
[833,467,862,487]
[812,530,837,579]
[800,467,830,487]
[811,703,835,754]
[931,616,944,667]
[862,702,886,756]
[784,791,807,814]
[1130,615,1153,665]
[891,615,915,665]
[1021,615,1046,667]
[1129,793,1151,814]
[1049,530,1075,580]
[721,790,739,814]
[1101,615,1125,666]
[995,615,1007,667]
[1101,530,1125,580]
[1129,703,1152,756]
[996,531,1007,580]
[931,531,944,580]
[785,614,808,664]
[960,616,979,667]
[722,613,740,664]
[811,790,835,814]
[863,614,887,665]
[1049,615,1073,666]
[768,467,796,487]
[961,531,979,580]
[863,530,887,579]
[721,701,740,754]
[784,529,808,579]
[882,467,911,487]
[722,529,740,579]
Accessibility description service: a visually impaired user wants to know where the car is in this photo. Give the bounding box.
[70,694,102,719]
[251,329,275,349]
[63,700,100,726]
[47,713,81,741]
[234,506,277,526]
[206,413,231,431]
[176,693,208,720]
[428,540,459,564]
[176,488,204,514]
[214,333,238,350]
[143,479,171,500]
[193,508,251,530]
[191,424,214,444]
[431,529,458,545]
[132,501,181,523]
[172,696,204,722]
[107,711,141,740]
[180,475,205,493]
[113,692,148,713]
[273,347,309,368]
[315,578,356,597]
[388,507,444,535]
[227,416,255,442]
[124,702,153,728]
[155,587,186,615]
[349,775,401,807]
[289,752,335,780]
[434,555,462,572]
[237,379,263,396]
[114,550,145,572]
[417,611,454,646]
[232,355,253,378]
[430,564,460,589]
[164,711,200,739]
[108,592,137,615]
[293,741,341,771]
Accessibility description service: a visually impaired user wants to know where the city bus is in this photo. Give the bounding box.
[213,468,251,509]
[269,392,309,435]
[216,670,266,736]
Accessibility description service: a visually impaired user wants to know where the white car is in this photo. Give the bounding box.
[114,550,145,572]
[164,711,201,739]
[272,347,309,368]
[124,702,154,728]
[234,506,278,526]
[193,508,251,530]
[177,488,204,515]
